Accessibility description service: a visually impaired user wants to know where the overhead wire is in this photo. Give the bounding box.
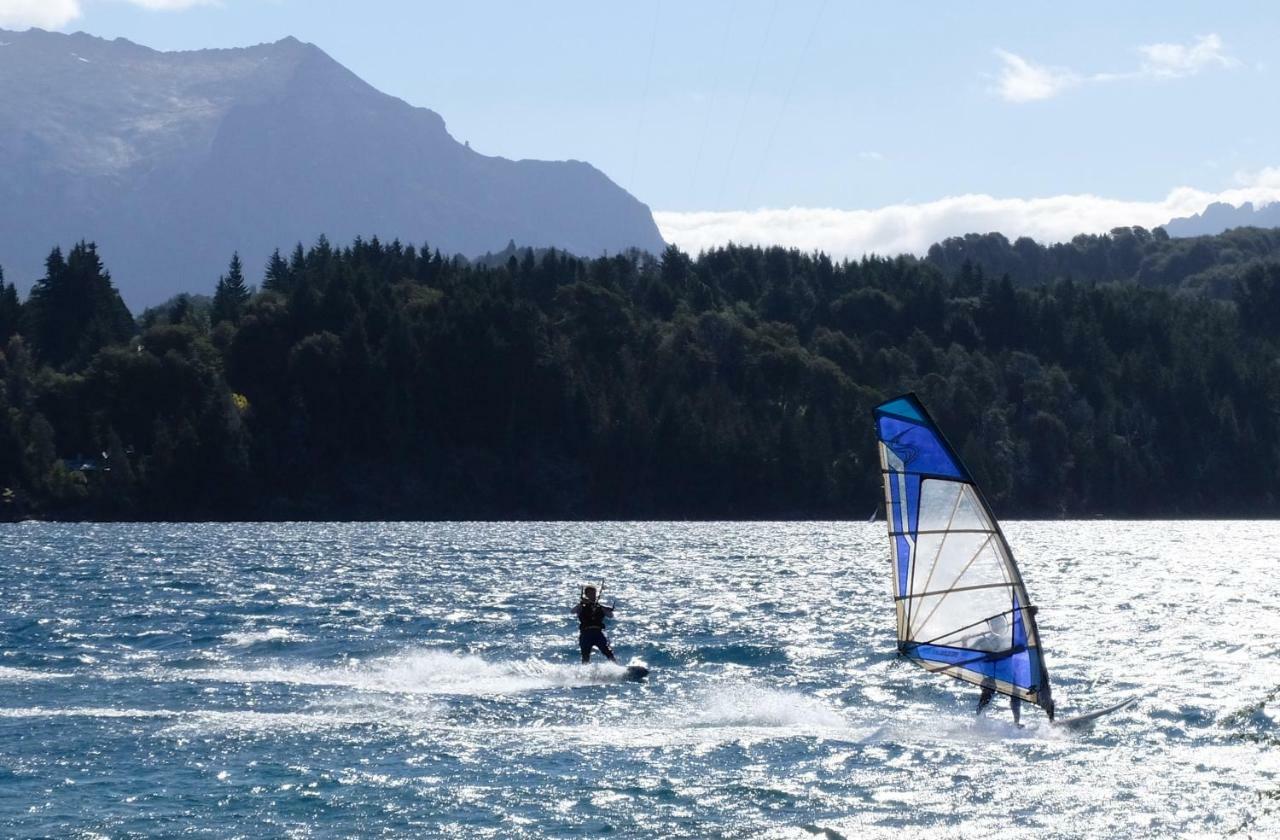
[689,0,738,202]
[745,0,829,210]
[629,0,662,191]
[716,0,781,210]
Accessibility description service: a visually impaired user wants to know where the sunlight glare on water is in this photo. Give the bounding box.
[0,521,1276,837]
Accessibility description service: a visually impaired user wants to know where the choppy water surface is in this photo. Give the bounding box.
[0,521,1277,838]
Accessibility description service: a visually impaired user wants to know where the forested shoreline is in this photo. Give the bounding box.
[0,225,1277,521]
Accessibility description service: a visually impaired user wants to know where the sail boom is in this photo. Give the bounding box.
[907,658,1043,705]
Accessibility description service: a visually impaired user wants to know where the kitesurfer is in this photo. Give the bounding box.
[573,585,616,664]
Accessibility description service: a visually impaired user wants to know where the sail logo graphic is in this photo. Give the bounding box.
[886,430,920,466]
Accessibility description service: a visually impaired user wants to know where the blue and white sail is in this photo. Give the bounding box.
[873,394,1054,713]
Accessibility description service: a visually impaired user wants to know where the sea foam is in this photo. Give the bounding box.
[182,649,640,696]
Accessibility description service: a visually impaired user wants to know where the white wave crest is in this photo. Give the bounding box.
[221,627,308,647]
[0,704,442,737]
[157,705,440,737]
[183,649,639,696]
[0,706,178,719]
[688,685,849,729]
[0,666,74,682]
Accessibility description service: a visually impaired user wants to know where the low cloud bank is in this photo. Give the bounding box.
[655,174,1280,260]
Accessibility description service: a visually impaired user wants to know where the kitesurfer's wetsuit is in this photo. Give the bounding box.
[574,600,616,663]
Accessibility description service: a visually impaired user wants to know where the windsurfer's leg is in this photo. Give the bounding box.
[579,636,592,664]
[977,685,996,714]
[1011,697,1022,725]
[598,635,616,663]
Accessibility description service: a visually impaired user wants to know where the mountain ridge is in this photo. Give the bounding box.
[0,27,665,306]
[1163,200,1280,237]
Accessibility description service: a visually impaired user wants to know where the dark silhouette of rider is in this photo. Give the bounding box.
[972,613,1054,724]
[977,683,1023,725]
[573,585,616,663]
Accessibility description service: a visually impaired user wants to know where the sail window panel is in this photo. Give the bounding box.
[910,531,1005,596]
[915,479,993,534]
[916,479,962,532]
[908,584,1017,648]
[952,484,994,532]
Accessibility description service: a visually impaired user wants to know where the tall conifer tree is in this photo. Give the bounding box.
[23,242,133,369]
[263,248,292,294]
[212,253,251,325]
[0,267,20,345]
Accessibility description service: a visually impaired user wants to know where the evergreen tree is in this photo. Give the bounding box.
[1,231,1279,519]
[212,253,251,325]
[0,267,20,345]
[263,248,293,295]
[1236,262,1280,336]
[23,242,133,370]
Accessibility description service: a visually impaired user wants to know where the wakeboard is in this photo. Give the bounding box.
[624,665,650,682]
[1055,696,1138,730]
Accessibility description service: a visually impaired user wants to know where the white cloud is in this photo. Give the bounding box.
[994,34,1239,103]
[993,49,1079,103]
[1235,166,1280,189]
[654,175,1280,259]
[1139,33,1237,78]
[113,0,217,12]
[0,0,81,28]
[0,0,213,28]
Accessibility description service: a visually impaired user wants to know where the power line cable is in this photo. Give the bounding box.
[716,0,780,209]
[745,0,828,209]
[629,0,662,190]
[689,0,738,202]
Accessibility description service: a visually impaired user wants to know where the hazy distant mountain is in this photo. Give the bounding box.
[0,28,665,307]
[1163,201,1280,237]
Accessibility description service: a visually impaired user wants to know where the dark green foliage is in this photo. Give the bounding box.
[1236,262,1280,336]
[262,248,293,295]
[22,243,134,370]
[138,293,213,331]
[0,267,21,346]
[211,253,251,325]
[0,229,1278,520]
[926,226,1280,296]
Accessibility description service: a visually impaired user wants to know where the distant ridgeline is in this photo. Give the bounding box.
[0,227,1278,520]
[925,225,1280,297]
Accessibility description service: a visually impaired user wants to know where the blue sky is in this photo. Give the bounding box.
[4,0,1279,255]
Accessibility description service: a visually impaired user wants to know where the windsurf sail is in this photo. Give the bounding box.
[873,393,1054,717]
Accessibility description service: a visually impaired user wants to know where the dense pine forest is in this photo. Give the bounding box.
[0,225,1278,520]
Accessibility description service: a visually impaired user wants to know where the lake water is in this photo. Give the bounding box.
[0,521,1276,838]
